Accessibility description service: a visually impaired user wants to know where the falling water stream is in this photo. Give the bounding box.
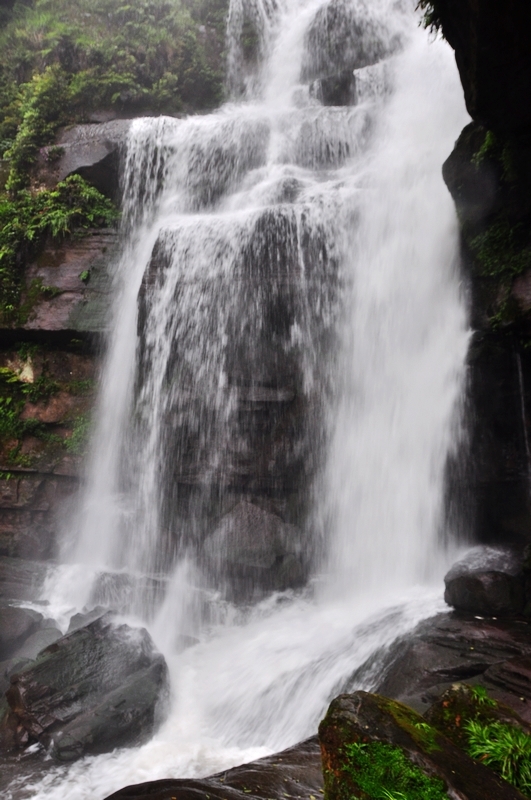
[8,1,470,797]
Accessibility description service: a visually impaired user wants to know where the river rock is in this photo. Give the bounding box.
[104,736,322,800]
[444,546,527,616]
[318,691,526,800]
[4,612,168,760]
[203,501,304,599]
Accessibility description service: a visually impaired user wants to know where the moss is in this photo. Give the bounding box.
[65,412,91,455]
[469,219,531,279]
[329,741,448,800]
[0,174,118,321]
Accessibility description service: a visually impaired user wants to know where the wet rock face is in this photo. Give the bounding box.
[438,1,531,548]
[433,0,531,134]
[3,612,168,761]
[318,691,524,800]
[372,611,531,722]
[203,501,304,599]
[104,737,323,800]
[443,546,529,617]
[300,0,399,85]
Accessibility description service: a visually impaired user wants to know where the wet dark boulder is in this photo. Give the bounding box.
[104,737,322,800]
[203,501,305,600]
[300,0,401,85]
[424,682,531,751]
[373,611,531,720]
[444,546,528,617]
[318,690,526,800]
[3,612,168,760]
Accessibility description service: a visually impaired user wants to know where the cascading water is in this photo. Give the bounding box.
[8,0,471,797]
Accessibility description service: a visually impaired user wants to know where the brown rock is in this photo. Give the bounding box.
[21,392,79,424]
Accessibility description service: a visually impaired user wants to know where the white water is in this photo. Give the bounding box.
[9,1,470,797]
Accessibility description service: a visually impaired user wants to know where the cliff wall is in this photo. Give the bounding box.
[430,0,531,544]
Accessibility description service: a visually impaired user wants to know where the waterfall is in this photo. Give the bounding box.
[16,0,470,797]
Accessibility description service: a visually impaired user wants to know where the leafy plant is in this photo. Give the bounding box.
[340,741,448,800]
[0,174,118,319]
[468,685,497,708]
[465,720,531,796]
[0,0,229,186]
[416,1,443,33]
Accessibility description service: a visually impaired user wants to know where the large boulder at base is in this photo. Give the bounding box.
[318,691,526,800]
[104,737,322,800]
[444,546,528,616]
[3,612,168,760]
[203,501,304,599]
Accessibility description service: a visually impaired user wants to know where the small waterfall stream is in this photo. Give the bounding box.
[10,1,470,797]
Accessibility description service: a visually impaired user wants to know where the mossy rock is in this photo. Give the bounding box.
[425,683,531,751]
[318,691,526,800]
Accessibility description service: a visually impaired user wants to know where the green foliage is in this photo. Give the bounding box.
[465,720,531,796]
[5,65,70,191]
[468,685,497,708]
[472,130,498,168]
[65,413,91,455]
[469,219,531,279]
[0,174,118,319]
[341,741,448,800]
[0,0,228,184]
[416,1,443,33]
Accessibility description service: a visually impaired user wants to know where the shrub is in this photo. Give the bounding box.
[0,174,118,320]
[465,720,531,796]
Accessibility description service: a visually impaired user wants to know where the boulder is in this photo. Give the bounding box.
[444,546,527,616]
[424,683,531,751]
[318,691,526,800]
[41,120,131,199]
[373,611,531,720]
[4,612,168,760]
[203,501,304,599]
[104,736,322,800]
[300,0,400,84]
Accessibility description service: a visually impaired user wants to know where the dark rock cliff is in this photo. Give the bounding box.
[433,0,531,545]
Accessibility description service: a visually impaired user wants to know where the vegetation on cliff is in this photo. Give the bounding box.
[0,0,228,315]
[0,0,228,188]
